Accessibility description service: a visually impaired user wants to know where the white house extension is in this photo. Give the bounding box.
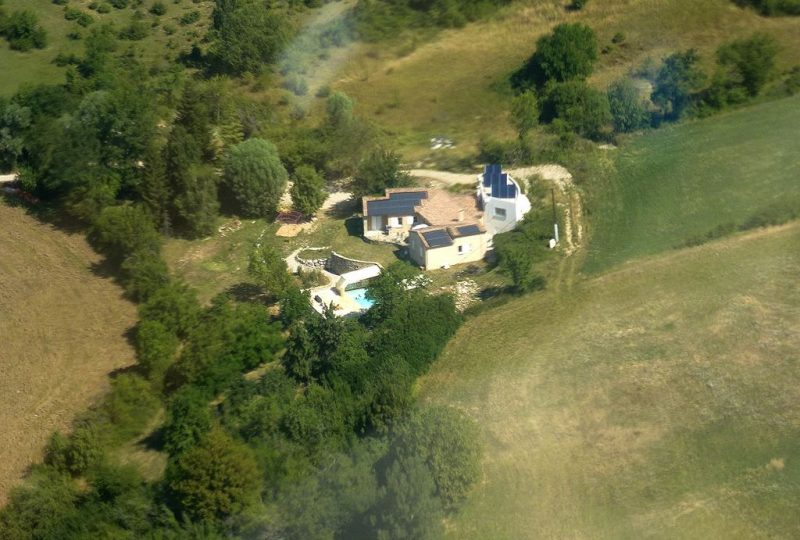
[477,164,531,236]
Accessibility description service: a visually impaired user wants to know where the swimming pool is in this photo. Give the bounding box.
[347,288,374,310]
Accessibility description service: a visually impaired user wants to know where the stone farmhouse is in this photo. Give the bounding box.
[361,165,531,270]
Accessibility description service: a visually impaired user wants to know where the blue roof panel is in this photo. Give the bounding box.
[366,191,427,217]
[456,225,482,237]
[422,229,453,248]
[490,172,517,199]
[483,163,501,188]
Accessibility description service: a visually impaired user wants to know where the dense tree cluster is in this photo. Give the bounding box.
[508,22,784,141]
[0,46,477,523]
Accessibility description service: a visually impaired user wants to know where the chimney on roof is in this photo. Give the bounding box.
[457,208,465,222]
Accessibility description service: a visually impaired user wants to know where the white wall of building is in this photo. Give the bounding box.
[479,173,532,236]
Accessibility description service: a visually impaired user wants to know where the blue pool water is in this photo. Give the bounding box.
[348,288,374,310]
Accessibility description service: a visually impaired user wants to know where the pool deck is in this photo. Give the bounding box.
[310,286,364,317]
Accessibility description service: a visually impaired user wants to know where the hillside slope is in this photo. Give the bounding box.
[335,0,800,155]
[583,94,800,273]
[0,0,211,95]
[420,222,800,538]
[0,203,136,504]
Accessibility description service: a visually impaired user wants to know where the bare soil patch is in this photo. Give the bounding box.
[0,204,137,505]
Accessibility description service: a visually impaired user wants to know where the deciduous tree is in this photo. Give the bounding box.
[290,165,326,216]
[513,23,598,89]
[224,138,288,218]
[540,80,611,140]
[608,78,650,132]
[393,407,481,509]
[167,428,261,522]
[352,148,412,197]
[716,33,778,97]
[210,0,291,74]
[652,49,705,121]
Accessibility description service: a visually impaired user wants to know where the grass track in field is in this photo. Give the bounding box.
[583,94,800,274]
[420,222,800,539]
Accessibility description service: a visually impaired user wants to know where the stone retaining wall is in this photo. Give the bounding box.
[326,251,382,275]
[296,246,330,270]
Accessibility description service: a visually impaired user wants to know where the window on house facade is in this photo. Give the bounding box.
[458,243,472,255]
[494,207,507,219]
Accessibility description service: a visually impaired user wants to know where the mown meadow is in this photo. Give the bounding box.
[421,221,800,538]
[582,93,800,273]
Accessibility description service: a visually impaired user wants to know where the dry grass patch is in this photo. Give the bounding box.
[335,0,800,156]
[0,203,137,504]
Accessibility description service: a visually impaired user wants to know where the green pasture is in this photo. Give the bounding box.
[420,222,800,539]
[583,94,800,273]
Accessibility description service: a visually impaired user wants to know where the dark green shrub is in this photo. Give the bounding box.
[179,10,200,25]
[785,66,800,94]
[119,19,149,40]
[149,1,166,15]
[64,6,94,27]
[0,10,48,51]
[44,425,103,475]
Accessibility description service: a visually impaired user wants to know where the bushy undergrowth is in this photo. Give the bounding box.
[353,0,511,41]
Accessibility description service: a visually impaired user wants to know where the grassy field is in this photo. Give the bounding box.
[582,94,800,273]
[0,0,211,96]
[419,221,800,539]
[332,0,800,159]
[0,202,137,505]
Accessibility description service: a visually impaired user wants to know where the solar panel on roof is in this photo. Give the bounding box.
[456,225,481,236]
[366,191,427,216]
[490,172,518,199]
[483,164,502,187]
[422,229,453,248]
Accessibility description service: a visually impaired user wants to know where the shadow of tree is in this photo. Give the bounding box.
[138,425,166,452]
[326,197,358,220]
[224,282,268,304]
[344,216,363,237]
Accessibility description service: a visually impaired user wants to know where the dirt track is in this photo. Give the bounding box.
[0,203,137,505]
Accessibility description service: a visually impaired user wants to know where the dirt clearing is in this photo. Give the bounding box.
[0,203,137,505]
